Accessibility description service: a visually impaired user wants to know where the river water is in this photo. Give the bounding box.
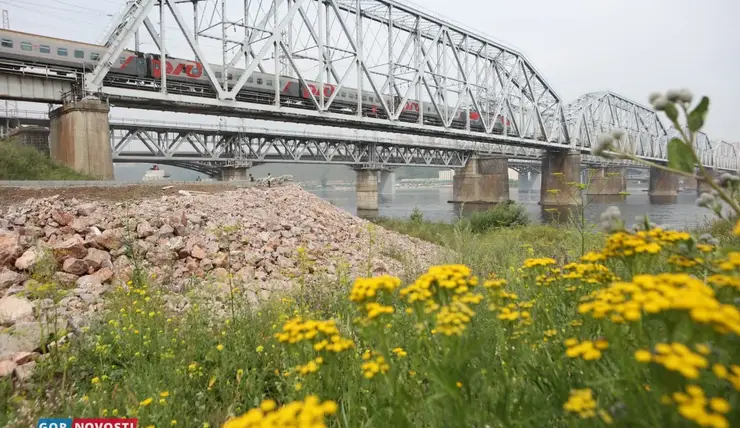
[308,186,720,230]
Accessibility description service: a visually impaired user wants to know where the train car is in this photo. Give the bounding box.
[0,29,146,77]
[0,28,515,135]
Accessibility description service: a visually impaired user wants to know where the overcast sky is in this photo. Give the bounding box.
[4,0,739,142]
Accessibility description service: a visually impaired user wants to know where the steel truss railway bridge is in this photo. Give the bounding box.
[0,0,737,209]
[0,109,657,177]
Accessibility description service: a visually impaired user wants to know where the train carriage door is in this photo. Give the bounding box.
[135,52,147,77]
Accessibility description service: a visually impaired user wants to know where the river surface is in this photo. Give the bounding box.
[308,186,720,230]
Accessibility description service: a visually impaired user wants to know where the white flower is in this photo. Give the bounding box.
[651,96,670,111]
[678,88,693,104]
[610,129,625,140]
[666,89,681,102]
[648,92,663,104]
[591,133,614,156]
[695,192,715,207]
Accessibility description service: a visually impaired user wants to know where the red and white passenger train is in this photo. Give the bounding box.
[0,29,512,133]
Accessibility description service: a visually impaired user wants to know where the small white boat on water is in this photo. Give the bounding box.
[142,165,171,181]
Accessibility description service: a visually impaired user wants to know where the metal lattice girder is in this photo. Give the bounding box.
[669,126,740,173]
[87,0,570,148]
[564,91,669,163]
[107,118,641,169]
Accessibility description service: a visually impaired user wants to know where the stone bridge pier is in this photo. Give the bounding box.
[450,155,510,204]
[697,169,719,193]
[219,166,250,181]
[586,167,627,195]
[648,166,680,197]
[354,168,380,211]
[49,98,114,179]
[540,150,581,206]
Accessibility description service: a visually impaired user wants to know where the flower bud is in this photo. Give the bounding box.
[592,133,614,156]
[678,88,693,104]
[698,233,713,242]
[648,92,662,104]
[666,89,681,102]
[718,173,740,188]
[611,129,625,140]
[695,192,715,207]
[651,96,670,111]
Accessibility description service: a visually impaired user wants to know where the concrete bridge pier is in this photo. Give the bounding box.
[379,170,396,195]
[355,168,379,211]
[451,155,510,203]
[219,166,250,181]
[587,167,627,195]
[49,99,113,179]
[697,170,718,193]
[682,177,698,192]
[648,167,679,197]
[540,150,581,206]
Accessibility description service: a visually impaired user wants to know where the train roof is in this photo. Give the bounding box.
[0,28,105,49]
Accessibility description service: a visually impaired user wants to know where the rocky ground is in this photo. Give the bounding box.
[0,183,446,382]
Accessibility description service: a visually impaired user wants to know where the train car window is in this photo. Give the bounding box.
[256,78,263,85]
[215,72,222,79]
[341,92,346,98]
[227,73,234,80]
[266,80,273,86]
[57,48,68,56]
[90,53,100,61]
[247,77,253,83]
[20,41,32,51]
[1,38,12,48]
[74,49,84,59]
[39,45,50,54]
[362,96,367,101]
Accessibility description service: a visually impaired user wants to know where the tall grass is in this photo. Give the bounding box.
[0,140,91,180]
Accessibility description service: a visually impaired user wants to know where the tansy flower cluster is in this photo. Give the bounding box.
[667,253,705,268]
[294,357,324,376]
[663,385,730,428]
[535,262,617,288]
[562,389,613,424]
[350,275,402,303]
[634,343,708,379]
[716,251,740,271]
[361,350,390,379]
[275,317,355,353]
[350,276,400,324]
[601,228,690,258]
[707,274,740,291]
[564,338,609,361]
[521,257,557,269]
[712,363,740,390]
[223,396,337,428]
[400,265,484,336]
[578,273,740,334]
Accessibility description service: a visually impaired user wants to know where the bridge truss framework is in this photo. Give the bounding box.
[75,0,739,171]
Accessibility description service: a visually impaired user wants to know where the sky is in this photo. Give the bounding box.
[3,0,739,143]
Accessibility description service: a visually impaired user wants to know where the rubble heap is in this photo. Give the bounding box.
[0,184,445,380]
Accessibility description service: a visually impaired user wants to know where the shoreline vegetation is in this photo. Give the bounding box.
[0,89,739,428]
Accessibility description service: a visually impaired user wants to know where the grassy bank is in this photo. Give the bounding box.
[0,140,91,180]
[4,199,738,428]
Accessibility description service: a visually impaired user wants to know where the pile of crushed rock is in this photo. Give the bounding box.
[0,184,445,380]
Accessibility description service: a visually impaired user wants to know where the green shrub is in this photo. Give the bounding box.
[0,140,91,180]
[463,201,530,233]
